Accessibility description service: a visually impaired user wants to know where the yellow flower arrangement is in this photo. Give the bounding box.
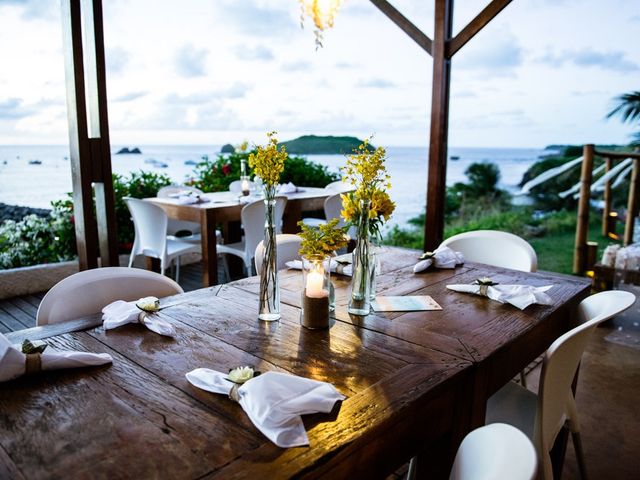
[297,218,349,259]
[248,131,288,190]
[340,137,395,236]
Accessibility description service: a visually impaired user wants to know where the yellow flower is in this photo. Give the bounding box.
[248,131,287,188]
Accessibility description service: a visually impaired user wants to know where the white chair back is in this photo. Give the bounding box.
[440,230,537,272]
[157,186,202,236]
[325,180,355,193]
[535,290,635,478]
[241,197,287,268]
[36,267,184,325]
[450,423,537,480]
[125,198,168,259]
[229,180,257,193]
[323,193,345,225]
[254,234,302,275]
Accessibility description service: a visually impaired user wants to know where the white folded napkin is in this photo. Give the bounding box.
[0,333,112,383]
[286,259,352,276]
[278,182,297,194]
[446,283,554,310]
[186,369,346,448]
[174,195,200,205]
[102,300,176,337]
[413,246,464,273]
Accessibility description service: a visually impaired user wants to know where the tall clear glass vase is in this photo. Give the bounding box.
[258,190,280,321]
[348,200,372,315]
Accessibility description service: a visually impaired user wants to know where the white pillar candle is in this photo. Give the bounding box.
[306,270,326,298]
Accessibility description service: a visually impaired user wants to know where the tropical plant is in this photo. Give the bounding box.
[608,90,640,146]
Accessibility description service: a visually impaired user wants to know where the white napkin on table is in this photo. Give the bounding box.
[285,259,353,277]
[0,333,112,383]
[174,195,201,205]
[413,246,464,273]
[278,182,297,194]
[446,284,554,310]
[102,300,176,337]
[186,369,346,448]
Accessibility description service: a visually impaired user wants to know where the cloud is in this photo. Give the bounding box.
[174,44,208,77]
[234,45,274,61]
[456,31,523,75]
[335,61,356,69]
[106,47,130,75]
[218,1,296,36]
[357,78,396,88]
[0,0,57,20]
[113,91,147,102]
[281,60,311,72]
[0,97,34,119]
[538,48,639,72]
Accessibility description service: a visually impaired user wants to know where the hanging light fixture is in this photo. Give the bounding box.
[299,0,344,48]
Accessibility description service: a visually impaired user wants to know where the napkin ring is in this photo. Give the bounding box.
[479,285,489,296]
[229,384,241,403]
[25,353,42,375]
[137,312,148,324]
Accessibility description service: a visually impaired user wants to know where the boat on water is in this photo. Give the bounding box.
[28,159,42,165]
[450,155,460,160]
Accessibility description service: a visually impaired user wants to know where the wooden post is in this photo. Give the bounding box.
[573,145,594,275]
[602,157,612,237]
[424,0,453,251]
[624,158,639,246]
[61,0,118,270]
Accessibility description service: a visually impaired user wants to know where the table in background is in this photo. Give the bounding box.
[0,247,590,479]
[148,187,331,286]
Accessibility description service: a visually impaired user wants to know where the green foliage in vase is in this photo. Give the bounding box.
[297,218,349,258]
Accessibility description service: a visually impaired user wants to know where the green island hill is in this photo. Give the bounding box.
[280,135,374,154]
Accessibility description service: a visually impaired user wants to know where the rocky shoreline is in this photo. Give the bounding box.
[0,203,51,223]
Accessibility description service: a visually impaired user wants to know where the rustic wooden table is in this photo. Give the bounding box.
[148,188,330,286]
[0,247,590,479]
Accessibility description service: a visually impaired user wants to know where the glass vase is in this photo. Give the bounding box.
[300,255,331,329]
[258,191,280,321]
[348,200,372,315]
[369,247,380,301]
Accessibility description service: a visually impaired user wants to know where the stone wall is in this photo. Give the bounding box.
[0,203,51,223]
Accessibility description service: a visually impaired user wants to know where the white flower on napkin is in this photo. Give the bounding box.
[286,259,352,276]
[102,300,176,337]
[0,333,112,383]
[186,369,346,448]
[413,246,464,273]
[446,283,554,310]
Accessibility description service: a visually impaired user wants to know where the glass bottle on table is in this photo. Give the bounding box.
[240,158,250,197]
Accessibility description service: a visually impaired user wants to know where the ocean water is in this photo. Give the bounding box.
[0,145,547,228]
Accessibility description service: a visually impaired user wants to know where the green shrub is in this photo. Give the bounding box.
[188,151,339,192]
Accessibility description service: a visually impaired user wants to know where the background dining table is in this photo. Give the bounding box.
[0,247,590,479]
[147,187,333,286]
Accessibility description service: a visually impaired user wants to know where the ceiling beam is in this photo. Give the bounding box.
[447,0,513,57]
[369,0,433,55]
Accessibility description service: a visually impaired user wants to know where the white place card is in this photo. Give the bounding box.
[371,296,442,312]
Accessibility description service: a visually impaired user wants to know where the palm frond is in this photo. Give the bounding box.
[607,91,640,123]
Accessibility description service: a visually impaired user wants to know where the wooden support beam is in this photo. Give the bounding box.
[424,0,453,251]
[624,159,639,246]
[369,0,433,55]
[573,145,594,275]
[594,149,640,160]
[602,157,612,237]
[61,0,118,270]
[447,0,513,57]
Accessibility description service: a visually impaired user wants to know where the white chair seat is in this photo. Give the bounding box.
[166,238,201,257]
[486,381,537,441]
[217,241,245,256]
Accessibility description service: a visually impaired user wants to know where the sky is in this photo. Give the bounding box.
[0,0,638,148]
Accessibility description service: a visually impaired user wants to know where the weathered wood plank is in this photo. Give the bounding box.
[0,306,28,331]
[0,333,260,480]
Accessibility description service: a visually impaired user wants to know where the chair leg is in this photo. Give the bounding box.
[520,370,527,388]
[222,256,231,283]
[406,456,417,480]
[175,257,181,284]
[572,431,588,480]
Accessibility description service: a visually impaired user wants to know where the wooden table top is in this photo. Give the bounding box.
[0,247,590,479]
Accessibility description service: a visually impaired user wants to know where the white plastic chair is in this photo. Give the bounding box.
[217,197,287,276]
[254,234,303,275]
[125,197,200,282]
[229,179,257,194]
[325,180,355,193]
[449,423,537,480]
[36,267,183,325]
[485,290,635,480]
[302,192,350,228]
[158,185,204,244]
[440,230,538,273]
